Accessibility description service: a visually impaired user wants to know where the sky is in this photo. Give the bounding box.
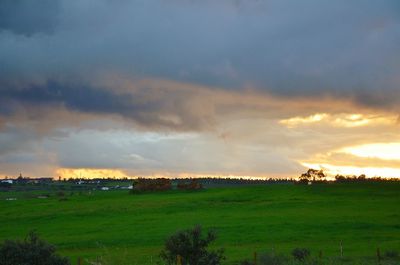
[0,0,400,179]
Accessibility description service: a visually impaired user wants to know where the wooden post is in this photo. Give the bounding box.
[319,250,322,259]
[77,257,82,265]
[340,241,343,258]
[253,251,257,265]
[177,254,182,265]
[377,248,381,263]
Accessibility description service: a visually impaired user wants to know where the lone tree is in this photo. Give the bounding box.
[0,232,70,265]
[299,168,326,183]
[160,225,225,265]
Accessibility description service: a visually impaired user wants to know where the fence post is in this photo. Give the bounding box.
[340,241,343,258]
[377,248,381,263]
[253,251,257,265]
[177,254,182,265]
[77,257,81,265]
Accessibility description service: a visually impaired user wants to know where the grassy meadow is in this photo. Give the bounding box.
[0,182,399,264]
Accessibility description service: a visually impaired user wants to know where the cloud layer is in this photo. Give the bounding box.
[0,0,399,178]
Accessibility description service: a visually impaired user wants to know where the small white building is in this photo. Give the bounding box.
[1,180,13,184]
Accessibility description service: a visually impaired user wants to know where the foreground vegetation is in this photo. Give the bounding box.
[0,182,399,264]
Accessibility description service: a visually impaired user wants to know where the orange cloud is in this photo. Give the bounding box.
[280,113,397,128]
[56,168,130,179]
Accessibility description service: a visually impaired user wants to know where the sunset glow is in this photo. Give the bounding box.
[56,168,130,180]
[341,143,400,161]
[302,163,400,179]
[280,113,397,128]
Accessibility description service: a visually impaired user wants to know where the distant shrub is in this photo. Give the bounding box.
[160,225,225,265]
[131,178,172,193]
[385,250,399,258]
[292,248,310,261]
[0,232,70,265]
[177,179,203,190]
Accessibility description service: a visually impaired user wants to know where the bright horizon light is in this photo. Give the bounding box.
[302,162,400,179]
[56,168,130,179]
[340,143,400,161]
[52,169,287,180]
[280,113,396,128]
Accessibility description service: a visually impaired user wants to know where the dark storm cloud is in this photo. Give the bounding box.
[0,0,399,129]
[0,81,136,114]
[0,0,59,36]
[0,80,217,131]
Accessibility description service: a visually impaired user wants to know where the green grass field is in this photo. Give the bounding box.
[0,182,399,264]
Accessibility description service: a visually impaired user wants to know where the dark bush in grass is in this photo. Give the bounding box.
[291,248,310,262]
[385,250,399,258]
[160,225,225,265]
[0,232,70,265]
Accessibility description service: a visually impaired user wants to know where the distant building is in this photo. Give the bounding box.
[1,180,13,184]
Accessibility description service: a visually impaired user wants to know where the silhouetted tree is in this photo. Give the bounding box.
[299,169,326,182]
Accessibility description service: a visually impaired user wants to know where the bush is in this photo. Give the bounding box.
[177,180,203,190]
[0,232,70,265]
[131,178,172,193]
[159,225,225,265]
[385,250,399,258]
[292,248,310,262]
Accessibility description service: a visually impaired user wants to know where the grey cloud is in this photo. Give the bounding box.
[41,128,305,176]
[0,0,59,36]
[0,0,400,100]
[0,80,216,131]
